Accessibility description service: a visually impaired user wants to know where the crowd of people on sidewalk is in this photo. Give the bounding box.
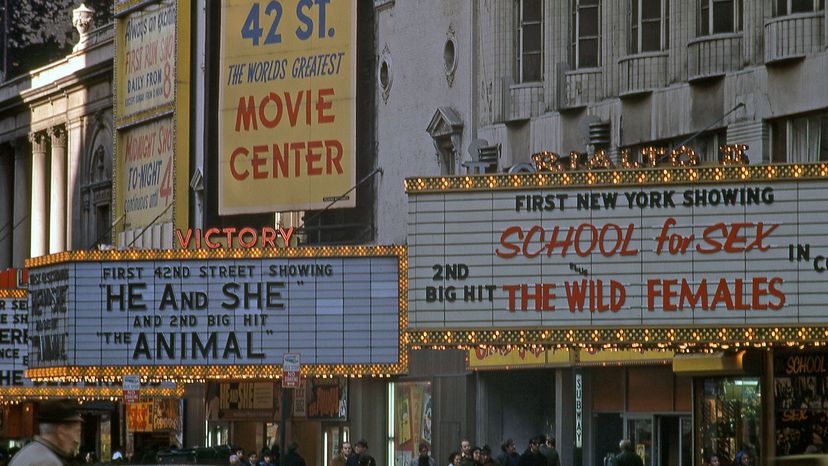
[3,399,646,466]
[329,439,376,466]
[328,436,562,466]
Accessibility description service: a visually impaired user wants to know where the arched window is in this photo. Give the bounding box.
[81,123,112,248]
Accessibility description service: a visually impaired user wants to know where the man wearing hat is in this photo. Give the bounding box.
[10,400,83,466]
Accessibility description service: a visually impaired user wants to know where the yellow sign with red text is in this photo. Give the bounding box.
[468,347,572,369]
[119,117,175,230]
[127,402,153,432]
[219,0,356,214]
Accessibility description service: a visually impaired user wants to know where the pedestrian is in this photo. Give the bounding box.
[735,449,753,466]
[347,440,368,466]
[480,446,497,466]
[497,439,519,466]
[284,441,307,466]
[410,441,436,466]
[614,439,643,466]
[460,440,472,462]
[237,449,251,466]
[9,399,83,466]
[249,452,259,466]
[707,455,720,466]
[230,455,241,466]
[472,446,483,465]
[259,452,275,466]
[460,446,477,466]
[448,452,462,466]
[332,442,352,466]
[539,436,560,466]
[358,455,376,466]
[518,436,548,466]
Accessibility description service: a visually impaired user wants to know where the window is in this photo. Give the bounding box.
[774,0,824,16]
[771,112,828,163]
[81,143,112,248]
[629,0,669,54]
[697,0,742,36]
[696,378,761,466]
[693,130,728,163]
[516,0,543,82]
[571,0,601,68]
[626,417,653,466]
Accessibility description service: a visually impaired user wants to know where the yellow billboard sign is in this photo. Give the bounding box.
[118,117,175,230]
[578,349,675,365]
[468,347,572,370]
[218,0,356,214]
[114,0,190,246]
[115,0,177,118]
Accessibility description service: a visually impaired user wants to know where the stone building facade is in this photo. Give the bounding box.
[375,0,828,246]
[0,23,114,269]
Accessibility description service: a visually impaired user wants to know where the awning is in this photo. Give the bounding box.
[672,351,746,375]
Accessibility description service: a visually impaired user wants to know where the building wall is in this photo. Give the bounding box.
[347,378,389,466]
[401,349,471,464]
[374,1,474,246]
[373,0,828,188]
[477,369,557,453]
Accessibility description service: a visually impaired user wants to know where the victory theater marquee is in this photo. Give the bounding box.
[25,246,407,381]
[405,163,828,349]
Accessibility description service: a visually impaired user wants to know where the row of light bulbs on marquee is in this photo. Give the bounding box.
[13,154,828,385]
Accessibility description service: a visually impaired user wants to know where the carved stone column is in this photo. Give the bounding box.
[49,126,67,253]
[29,132,48,259]
[12,139,30,267]
[0,145,13,269]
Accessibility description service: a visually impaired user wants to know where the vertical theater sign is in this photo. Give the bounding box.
[113,0,190,247]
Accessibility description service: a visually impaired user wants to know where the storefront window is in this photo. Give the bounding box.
[626,417,653,466]
[392,382,432,466]
[680,417,692,466]
[774,352,828,456]
[697,377,761,466]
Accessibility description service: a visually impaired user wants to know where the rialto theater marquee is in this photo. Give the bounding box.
[405,163,828,349]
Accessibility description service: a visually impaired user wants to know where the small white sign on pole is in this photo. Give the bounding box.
[123,374,141,404]
[282,353,301,389]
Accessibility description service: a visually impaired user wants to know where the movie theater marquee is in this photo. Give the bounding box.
[26,247,406,380]
[406,172,828,333]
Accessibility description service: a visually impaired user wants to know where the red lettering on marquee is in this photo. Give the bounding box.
[175,227,294,249]
[646,277,784,311]
[496,223,638,259]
